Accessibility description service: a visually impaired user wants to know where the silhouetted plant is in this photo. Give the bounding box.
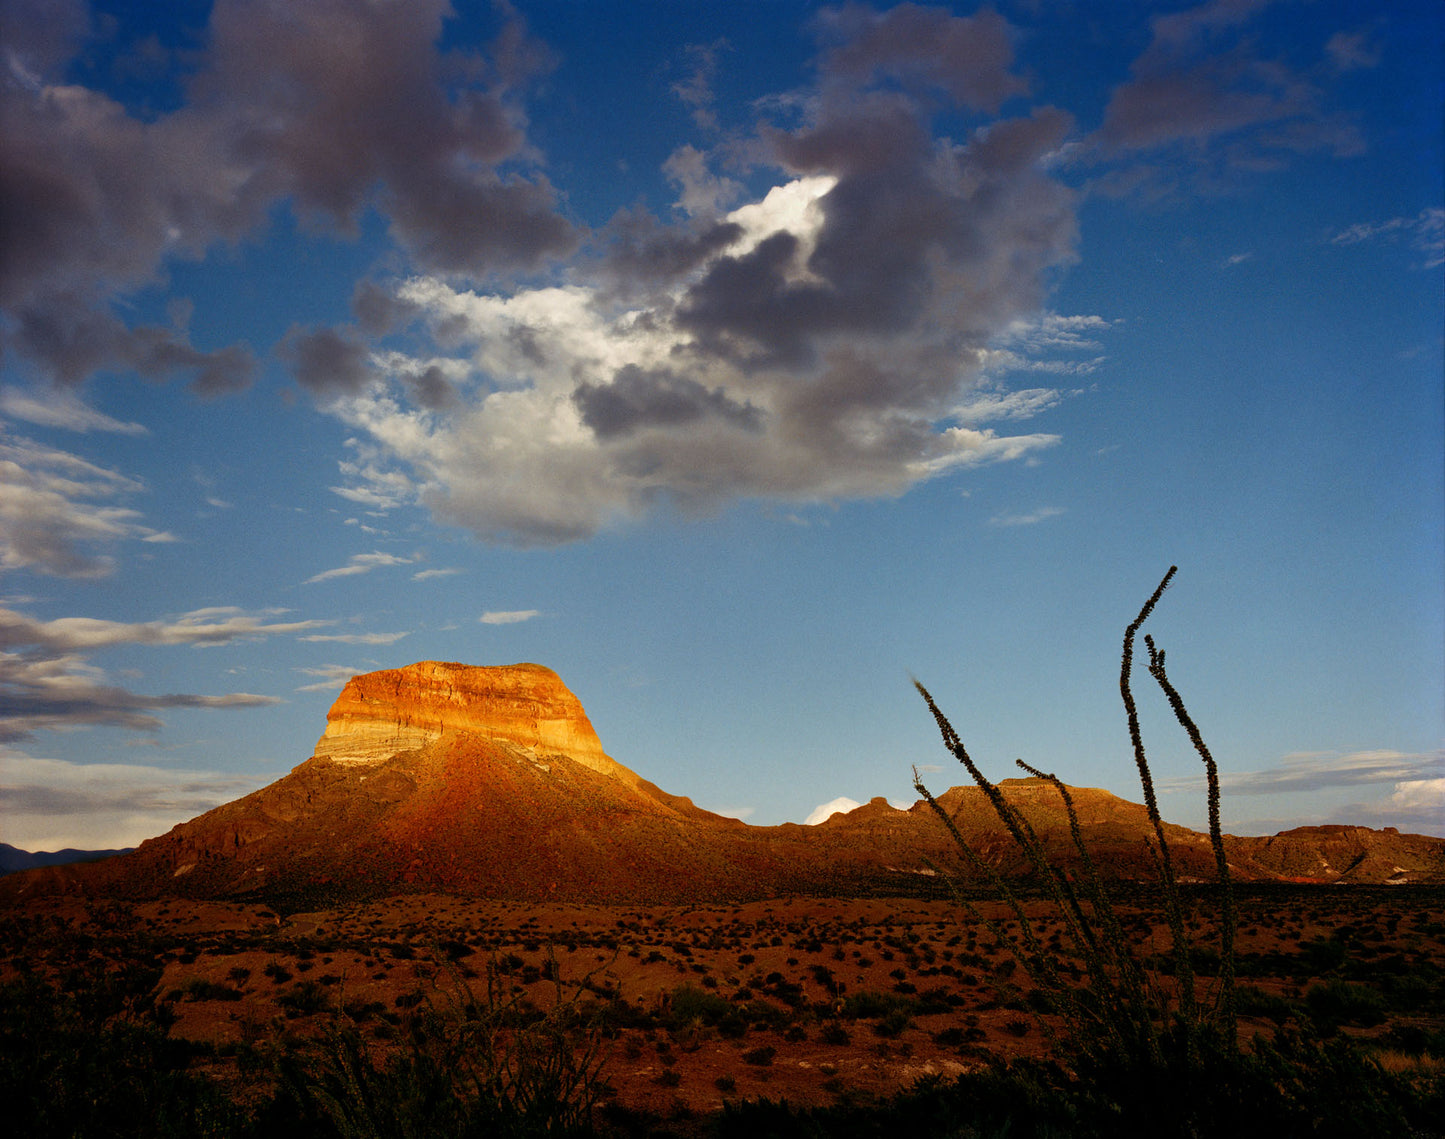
[912,567,1243,1117]
[0,975,256,1138]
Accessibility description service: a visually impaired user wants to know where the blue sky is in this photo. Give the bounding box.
[1,0,1441,851]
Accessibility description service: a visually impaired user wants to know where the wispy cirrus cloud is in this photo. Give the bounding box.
[0,430,171,577]
[1329,208,1445,269]
[989,506,1064,527]
[0,749,269,849]
[1162,749,1445,797]
[299,631,409,645]
[0,604,320,741]
[480,610,540,625]
[0,606,326,652]
[0,388,147,435]
[295,663,362,692]
[304,551,416,584]
[412,567,461,581]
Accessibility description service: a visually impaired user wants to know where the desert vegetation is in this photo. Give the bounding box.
[2,571,1442,1135]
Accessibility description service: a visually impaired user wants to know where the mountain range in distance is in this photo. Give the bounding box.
[4,661,1441,905]
[0,843,133,875]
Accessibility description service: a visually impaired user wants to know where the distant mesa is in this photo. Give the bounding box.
[312,661,630,783]
[3,661,1441,904]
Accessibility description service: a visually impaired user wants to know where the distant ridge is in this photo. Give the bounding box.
[3,662,1441,903]
[0,842,132,875]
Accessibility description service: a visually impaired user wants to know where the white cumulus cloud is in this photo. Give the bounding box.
[805,796,863,825]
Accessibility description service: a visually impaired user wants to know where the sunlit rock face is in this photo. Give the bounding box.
[312,661,632,782]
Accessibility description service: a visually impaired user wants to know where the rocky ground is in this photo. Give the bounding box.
[5,886,1444,1128]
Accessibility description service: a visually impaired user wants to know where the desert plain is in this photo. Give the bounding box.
[6,882,1444,1132]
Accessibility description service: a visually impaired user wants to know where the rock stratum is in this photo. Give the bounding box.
[5,662,1442,904]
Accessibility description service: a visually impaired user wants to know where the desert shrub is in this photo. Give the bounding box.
[668,982,733,1030]
[1235,984,1296,1026]
[277,980,330,1017]
[184,978,244,1002]
[820,1023,851,1046]
[263,961,293,984]
[1306,978,1389,1034]
[0,975,255,1138]
[281,951,608,1138]
[840,989,916,1022]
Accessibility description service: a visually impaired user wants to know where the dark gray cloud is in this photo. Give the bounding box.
[574,365,762,439]
[0,0,573,391]
[596,207,744,296]
[352,279,423,337]
[1086,0,1365,188]
[680,100,1075,368]
[813,3,1028,111]
[280,325,377,402]
[405,366,458,411]
[7,303,255,394]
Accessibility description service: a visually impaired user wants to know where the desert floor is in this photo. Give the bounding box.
[5,886,1443,1127]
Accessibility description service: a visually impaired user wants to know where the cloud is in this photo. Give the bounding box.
[295,664,361,692]
[298,632,409,645]
[0,606,326,652]
[0,0,571,391]
[1342,779,1445,836]
[704,804,755,822]
[1226,777,1445,839]
[1324,30,1381,74]
[0,749,267,849]
[0,430,172,577]
[480,610,540,625]
[1086,0,1365,191]
[0,388,147,434]
[804,796,862,825]
[573,365,763,439]
[1329,209,1445,269]
[304,551,416,584]
[319,12,1081,546]
[0,603,317,740]
[989,506,1064,527]
[672,40,728,131]
[280,324,379,402]
[412,567,460,581]
[812,4,1027,111]
[1161,749,1445,796]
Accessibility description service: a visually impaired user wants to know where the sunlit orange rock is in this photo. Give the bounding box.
[312,661,635,785]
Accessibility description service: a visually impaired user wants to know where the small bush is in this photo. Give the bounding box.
[184,978,243,1002]
[1306,979,1389,1034]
